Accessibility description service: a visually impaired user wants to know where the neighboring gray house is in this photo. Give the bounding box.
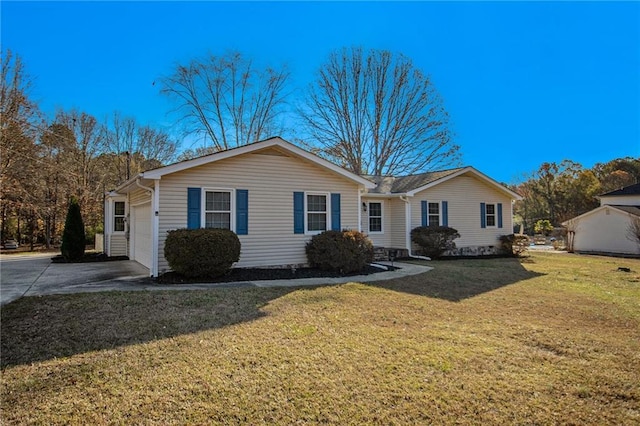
[563,183,640,256]
[105,137,522,276]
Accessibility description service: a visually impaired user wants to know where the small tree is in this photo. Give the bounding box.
[61,197,85,261]
[410,226,460,259]
[534,219,553,236]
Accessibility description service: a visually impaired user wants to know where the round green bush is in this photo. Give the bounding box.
[305,230,374,274]
[164,228,241,278]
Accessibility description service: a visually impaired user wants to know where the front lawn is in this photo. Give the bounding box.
[2,252,639,424]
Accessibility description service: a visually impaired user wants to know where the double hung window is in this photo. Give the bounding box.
[307,194,327,232]
[369,202,382,233]
[205,191,232,230]
[114,201,126,232]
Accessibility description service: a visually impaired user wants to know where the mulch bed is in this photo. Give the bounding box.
[51,253,130,263]
[156,264,398,284]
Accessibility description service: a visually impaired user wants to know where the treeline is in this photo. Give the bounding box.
[2,46,461,249]
[512,158,640,234]
[1,51,178,248]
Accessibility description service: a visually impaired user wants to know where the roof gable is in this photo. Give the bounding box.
[365,166,521,200]
[562,204,640,225]
[139,137,375,188]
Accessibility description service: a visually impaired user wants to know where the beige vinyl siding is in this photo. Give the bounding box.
[389,198,407,248]
[157,151,361,271]
[410,174,513,248]
[361,198,391,247]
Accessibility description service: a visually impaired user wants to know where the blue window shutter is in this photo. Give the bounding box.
[497,203,503,229]
[331,193,341,231]
[293,192,304,234]
[236,189,248,235]
[442,201,449,227]
[480,202,486,229]
[187,187,201,229]
[421,200,428,227]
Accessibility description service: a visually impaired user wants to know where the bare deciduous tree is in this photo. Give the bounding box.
[105,112,178,183]
[627,216,640,249]
[0,49,41,242]
[160,51,289,151]
[300,47,459,176]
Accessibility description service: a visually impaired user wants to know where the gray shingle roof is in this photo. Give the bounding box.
[612,205,640,217]
[601,183,640,196]
[365,168,466,194]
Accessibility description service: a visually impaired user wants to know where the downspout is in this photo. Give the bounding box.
[400,195,431,261]
[135,178,156,277]
[358,188,364,233]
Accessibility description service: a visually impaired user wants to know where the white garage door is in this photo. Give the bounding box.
[132,203,152,269]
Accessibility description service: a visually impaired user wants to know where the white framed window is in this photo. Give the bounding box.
[114,201,126,232]
[305,192,329,234]
[428,201,440,226]
[368,202,383,233]
[485,203,496,227]
[203,189,234,230]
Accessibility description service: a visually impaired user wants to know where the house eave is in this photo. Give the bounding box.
[112,175,156,194]
[362,192,408,198]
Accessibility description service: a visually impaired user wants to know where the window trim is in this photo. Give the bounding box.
[304,191,331,235]
[485,202,497,228]
[368,201,384,234]
[113,200,127,234]
[201,188,235,231]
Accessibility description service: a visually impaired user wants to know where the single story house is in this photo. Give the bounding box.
[105,137,522,276]
[562,183,640,256]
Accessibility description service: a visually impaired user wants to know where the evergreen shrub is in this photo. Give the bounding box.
[164,228,241,277]
[61,197,86,261]
[305,230,374,274]
[410,226,460,259]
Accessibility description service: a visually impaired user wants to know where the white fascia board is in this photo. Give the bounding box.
[141,137,376,189]
[406,166,523,200]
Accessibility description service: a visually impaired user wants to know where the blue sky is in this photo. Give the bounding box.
[2,1,639,183]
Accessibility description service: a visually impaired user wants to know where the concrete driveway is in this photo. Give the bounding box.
[1,253,433,306]
[0,253,150,305]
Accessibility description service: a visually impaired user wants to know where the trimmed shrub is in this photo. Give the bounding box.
[61,197,86,261]
[410,226,460,259]
[305,230,374,274]
[164,228,241,278]
[499,234,530,257]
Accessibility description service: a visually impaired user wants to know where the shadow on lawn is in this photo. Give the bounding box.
[370,257,545,302]
[1,258,543,368]
[0,286,296,368]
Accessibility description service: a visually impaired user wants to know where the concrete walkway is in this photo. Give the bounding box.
[1,254,431,305]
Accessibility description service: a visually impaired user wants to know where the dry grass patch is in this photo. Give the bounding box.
[2,252,639,424]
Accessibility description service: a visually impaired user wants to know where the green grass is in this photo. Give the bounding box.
[2,252,639,424]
